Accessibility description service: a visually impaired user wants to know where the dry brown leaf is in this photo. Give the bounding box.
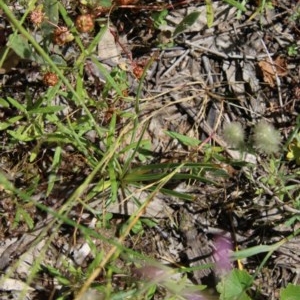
[273,56,288,76]
[98,27,121,64]
[258,56,288,87]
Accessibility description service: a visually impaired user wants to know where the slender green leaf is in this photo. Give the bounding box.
[173,11,201,37]
[8,127,36,142]
[86,250,104,276]
[57,2,85,53]
[0,98,9,107]
[20,208,34,230]
[205,0,214,27]
[124,171,167,182]
[231,243,278,260]
[165,131,201,147]
[124,171,217,187]
[223,0,246,11]
[107,114,118,202]
[90,56,123,96]
[109,161,118,203]
[85,25,108,58]
[12,207,34,230]
[46,146,62,195]
[145,284,157,299]
[28,106,64,114]
[147,186,195,201]
[0,116,23,130]
[6,96,27,112]
[285,215,300,227]
[44,265,71,286]
[29,141,41,163]
[128,162,219,172]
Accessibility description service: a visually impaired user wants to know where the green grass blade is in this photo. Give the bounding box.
[90,56,124,96]
[223,0,246,11]
[205,0,214,27]
[165,130,201,147]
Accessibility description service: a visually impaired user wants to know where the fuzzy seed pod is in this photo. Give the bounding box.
[253,121,281,154]
[223,122,245,148]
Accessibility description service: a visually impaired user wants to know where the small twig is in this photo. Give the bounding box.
[160,49,190,78]
[117,0,201,11]
[202,55,214,86]
[185,40,228,59]
[185,40,273,60]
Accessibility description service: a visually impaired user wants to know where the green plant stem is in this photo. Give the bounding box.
[253,229,300,277]
[0,2,104,139]
[73,164,185,300]
[232,228,300,260]
[232,228,300,295]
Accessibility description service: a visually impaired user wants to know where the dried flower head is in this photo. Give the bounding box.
[253,121,281,154]
[43,72,58,86]
[53,26,74,45]
[29,5,45,26]
[133,64,144,79]
[223,122,245,148]
[75,14,94,33]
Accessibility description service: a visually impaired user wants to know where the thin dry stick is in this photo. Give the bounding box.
[185,40,228,59]
[161,49,190,78]
[213,97,224,133]
[140,91,206,126]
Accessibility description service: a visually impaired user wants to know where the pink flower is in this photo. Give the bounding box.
[213,235,233,276]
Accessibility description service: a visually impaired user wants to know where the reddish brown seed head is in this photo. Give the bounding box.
[43,72,58,86]
[75,14,95,33]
